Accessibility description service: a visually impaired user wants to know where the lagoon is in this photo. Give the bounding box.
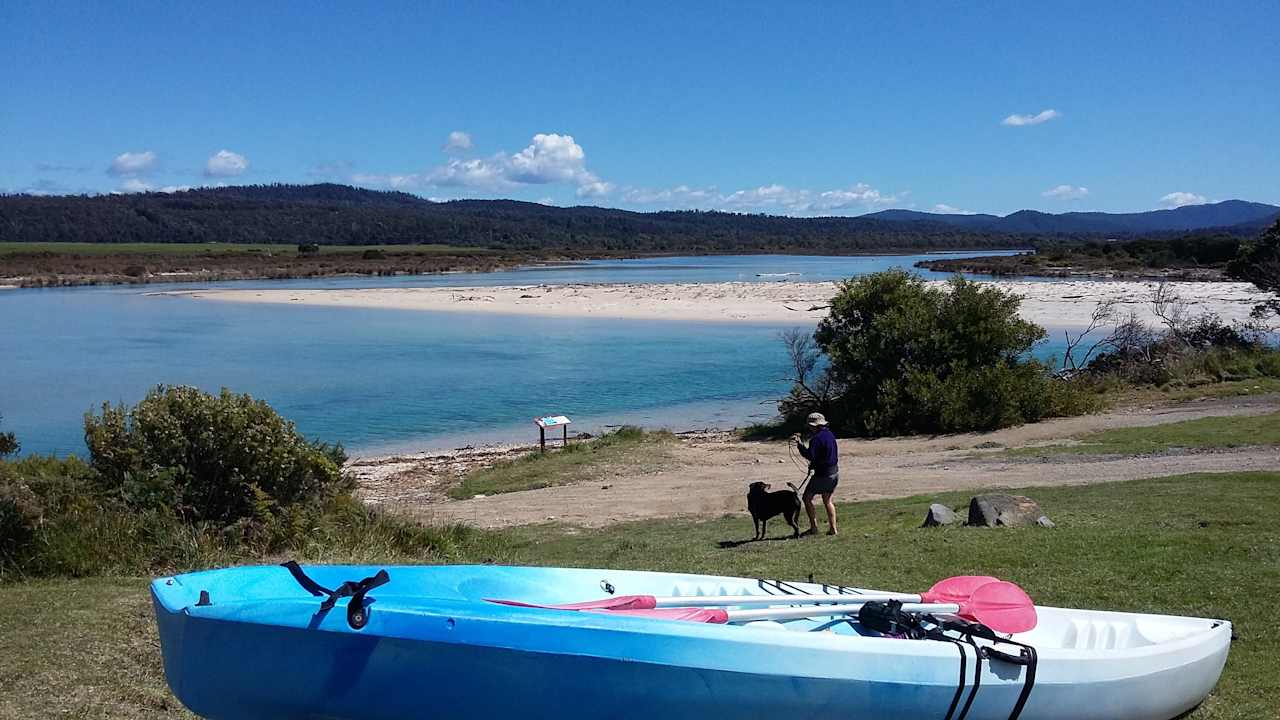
[2,251,1066,457]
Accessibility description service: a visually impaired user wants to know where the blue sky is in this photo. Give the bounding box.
[3,1,1277,215]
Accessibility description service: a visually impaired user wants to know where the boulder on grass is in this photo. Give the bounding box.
[967,494,1052,528]
[921,503,960,527]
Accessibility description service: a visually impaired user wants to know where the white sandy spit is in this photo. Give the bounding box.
[156,280,1273,328]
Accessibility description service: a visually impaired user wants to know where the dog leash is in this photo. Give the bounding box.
[795,468,813,494]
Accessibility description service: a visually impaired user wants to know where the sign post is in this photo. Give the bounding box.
[534,415,572,454]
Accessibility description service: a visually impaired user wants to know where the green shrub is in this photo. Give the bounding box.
[83,385,353,525]
[1,389,509,580]
[792,270,1086,435]
[0,413,17,458]
[1227,219,1280,318]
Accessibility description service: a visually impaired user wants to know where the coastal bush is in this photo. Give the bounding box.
[783,270,1090,436]
[1068,280,1278,390]
[0,454,505,579]
[84,385,353,525]
[1227,218,1280,318]
[0,414,17,458]
[1,388,508,580]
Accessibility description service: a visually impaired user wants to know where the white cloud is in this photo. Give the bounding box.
[351,173,421,190]
[443,131,473,153]
[353,132,611,197]
[622,185,719,206]
[1159,191,1209,208]
[811,183,897,211]
[205,149,249,178]
[931,204,977,215]
[576,180,614,198]
[107,151,157,177]
[507,133,596,185]
[1001,109,1062,127]
[424,157,510,188]
[622,181,900,215]
[116,179,191,194]
[1042,184,1089,200]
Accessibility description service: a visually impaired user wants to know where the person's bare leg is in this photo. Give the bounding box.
[803,494,818,535]
[822,492,838,535]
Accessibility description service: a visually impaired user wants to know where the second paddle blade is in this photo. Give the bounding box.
[966,581,1038,634]
[921,575,1001,605]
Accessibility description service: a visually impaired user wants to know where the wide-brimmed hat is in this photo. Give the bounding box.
[806,412,828,427]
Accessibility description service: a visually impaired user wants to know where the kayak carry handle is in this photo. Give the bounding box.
[281,561,391,630]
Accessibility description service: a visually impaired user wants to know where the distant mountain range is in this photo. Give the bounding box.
[863,200,1279,235]
[1,184,1275,252]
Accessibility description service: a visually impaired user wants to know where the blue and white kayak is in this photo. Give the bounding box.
[151,564,1230,720]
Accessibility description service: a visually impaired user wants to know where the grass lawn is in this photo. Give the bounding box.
[1010,412,1280,457]
[1,472,1276,718]
[0,242,491,256]
[1116,377,1280,404]
[448,427,679,499]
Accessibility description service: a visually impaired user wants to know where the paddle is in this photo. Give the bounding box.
[488,576,1039,632]
[489,575,999,612]
[594,581,1038,634]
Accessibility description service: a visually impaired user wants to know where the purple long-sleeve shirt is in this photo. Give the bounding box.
[798,427,838,474]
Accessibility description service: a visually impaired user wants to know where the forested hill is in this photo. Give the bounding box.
[1,184,1275,253]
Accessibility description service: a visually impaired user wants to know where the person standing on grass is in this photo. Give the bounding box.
[795,412,839,536]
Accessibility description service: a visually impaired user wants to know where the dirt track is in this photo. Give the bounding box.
[352,393,1279,529]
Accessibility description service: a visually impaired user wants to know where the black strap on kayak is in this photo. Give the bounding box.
[955,634,982,720]
[281,561,391,630]
[926,615,1037,720]
[940,639,968,720]
[980,641,1037,720]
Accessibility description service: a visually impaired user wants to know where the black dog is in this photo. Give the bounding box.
[747,481,801,540]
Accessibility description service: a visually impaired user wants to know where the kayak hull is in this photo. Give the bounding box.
[152,565,1231,720]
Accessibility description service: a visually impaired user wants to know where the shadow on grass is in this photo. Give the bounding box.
[717,535,805,548]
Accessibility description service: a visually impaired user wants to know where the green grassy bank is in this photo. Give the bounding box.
[448,427,678,498]
[1,472,1275,718]
[1010,411,1280,457]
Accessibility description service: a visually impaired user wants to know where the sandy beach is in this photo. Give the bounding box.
[164,279,1272,328]
[349,392,1280,528]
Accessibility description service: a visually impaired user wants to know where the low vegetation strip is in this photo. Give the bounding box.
[0,244,551,288]
[0,472,1275,718]
[447,427,678,499]
[0,242,493,256]
[1009,412,1280,457]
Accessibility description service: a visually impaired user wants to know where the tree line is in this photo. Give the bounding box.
[3,183,1045,253]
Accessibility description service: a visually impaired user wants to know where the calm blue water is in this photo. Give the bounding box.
[1,252,1070,457]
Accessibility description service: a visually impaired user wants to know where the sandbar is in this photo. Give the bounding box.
[160,280,1272,328]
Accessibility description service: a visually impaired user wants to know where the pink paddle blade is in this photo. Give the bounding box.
[957,581,1038,634]
[486,594,657,611]
[590,607,729,623]
[920,575,1001,605]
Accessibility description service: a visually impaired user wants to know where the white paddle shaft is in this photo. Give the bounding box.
[653,593,919,608]
[727,601,958,623]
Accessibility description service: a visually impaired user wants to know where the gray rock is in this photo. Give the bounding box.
[966,494,1050,528]
[922,503,960,527]
[1036,515,1056,529]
